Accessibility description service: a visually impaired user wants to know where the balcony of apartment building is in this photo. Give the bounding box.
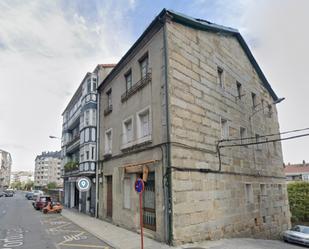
[65,134,80,154]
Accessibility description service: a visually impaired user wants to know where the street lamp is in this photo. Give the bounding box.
[49,135,61,139]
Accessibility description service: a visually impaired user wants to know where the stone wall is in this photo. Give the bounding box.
[166,21,290,245]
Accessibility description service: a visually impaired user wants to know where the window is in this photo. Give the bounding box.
[273,141,278,155]
[267,104,273,117]
[85,110,90,126]
[240,127,246,144]
[91,146,95,160]
[139,55,149,79]
[91,128,96,141]
[105,129,112,155]
[220,118,228,139]
[92,81,96,92]
[123,177,131,209]
[217,67,224,88]
[236,81,242,99]
[251,93,257,109]
[260,184,266,196]
[125,71,132,91]
[86,151,89,160]
[245,183,253,204]
[87,80,91,93]
[123,117,133,144]
[107,89,112,108]
[92,109,96,125]
[138,109,151,138]
[255,134,262,150]
[85,128,89,142]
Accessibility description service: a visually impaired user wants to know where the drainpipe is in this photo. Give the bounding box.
[95,76,100,218]
[163,19,173,245]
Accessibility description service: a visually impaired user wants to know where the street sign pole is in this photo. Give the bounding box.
[134,178,144,249]
[139,192,144,249]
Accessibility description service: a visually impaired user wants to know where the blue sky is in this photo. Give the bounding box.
[0,0,308,171]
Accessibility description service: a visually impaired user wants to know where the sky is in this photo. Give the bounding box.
[0,0,308,171]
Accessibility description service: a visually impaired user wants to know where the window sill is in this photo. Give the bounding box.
[136,135,152,145]
[120,141,135,150]
[104,106,113,116]
[103,152,112,159]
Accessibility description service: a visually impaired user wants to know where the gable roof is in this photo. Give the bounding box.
[166,9,278,101]
[98,9,279,101]
[284,164,309,174]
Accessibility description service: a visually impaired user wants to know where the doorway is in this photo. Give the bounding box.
[143,172,156,230]
[106,175,113,218]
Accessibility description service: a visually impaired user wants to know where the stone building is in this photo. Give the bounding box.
[0,149,12,191]
[97,9,290,245]
[62,64,114,216]
[34,151,62,189]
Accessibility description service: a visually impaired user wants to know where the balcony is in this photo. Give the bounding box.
[121,72,152,102]
[63,161,79,176]
[104,105,113,116]
[120,133,152,151]
[65,135,80,153]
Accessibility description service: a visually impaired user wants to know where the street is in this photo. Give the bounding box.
[0,192,113,249]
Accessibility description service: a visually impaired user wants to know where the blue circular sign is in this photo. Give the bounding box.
[76,177,91,192]
[134,178,144,193]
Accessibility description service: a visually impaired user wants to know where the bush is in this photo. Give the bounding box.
[64,161,79,172]
[287,182,309,223]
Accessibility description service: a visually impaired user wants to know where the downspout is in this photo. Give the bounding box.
[162,19,173,245]
[95,78,100,218]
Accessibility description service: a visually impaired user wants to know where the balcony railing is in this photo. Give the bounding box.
[65,135,80,153]
[121,72,152,102]
[104,105,113,116]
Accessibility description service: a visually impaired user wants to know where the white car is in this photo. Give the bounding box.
[283,225,309,247]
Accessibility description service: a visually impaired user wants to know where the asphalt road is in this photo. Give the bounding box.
[0,191,113,249]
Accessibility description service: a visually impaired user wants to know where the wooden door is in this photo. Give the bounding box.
[106,176,113,218]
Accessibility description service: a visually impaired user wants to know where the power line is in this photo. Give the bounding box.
[219,133,309,148]
[219,127,309,143]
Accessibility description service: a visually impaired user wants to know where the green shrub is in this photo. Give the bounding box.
[64,161,79,172]
[287,182,309,222]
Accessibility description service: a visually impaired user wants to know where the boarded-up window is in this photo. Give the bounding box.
[124,177,131,209]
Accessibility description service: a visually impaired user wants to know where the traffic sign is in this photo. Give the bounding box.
[134,178,144,193]
[76,177,91,192]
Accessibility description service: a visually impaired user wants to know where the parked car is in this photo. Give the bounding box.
[0,192,4,197]
[25,192,34,200]
[32,190,44,201]
[4,190,14,197]
[283,225,309,246]
[33,195,51,210]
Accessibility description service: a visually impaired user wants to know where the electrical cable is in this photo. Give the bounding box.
[219,132,309,148]
[219,127,309,143]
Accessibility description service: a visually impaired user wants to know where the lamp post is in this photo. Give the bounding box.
[49,135,61,139]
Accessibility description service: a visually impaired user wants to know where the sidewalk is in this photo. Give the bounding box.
[61,209,177,249]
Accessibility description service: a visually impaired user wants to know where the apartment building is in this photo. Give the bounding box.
[97,9,290,245]
[34,151,62,189]
[62,64,114,216]
[11,171,34,184]
[0,149,12,191]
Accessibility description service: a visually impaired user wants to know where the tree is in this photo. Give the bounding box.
[287,182,309,223]
[24,181,34,191]
[47,182,57,190]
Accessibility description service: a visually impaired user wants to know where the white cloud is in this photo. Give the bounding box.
[0,0,135,170]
